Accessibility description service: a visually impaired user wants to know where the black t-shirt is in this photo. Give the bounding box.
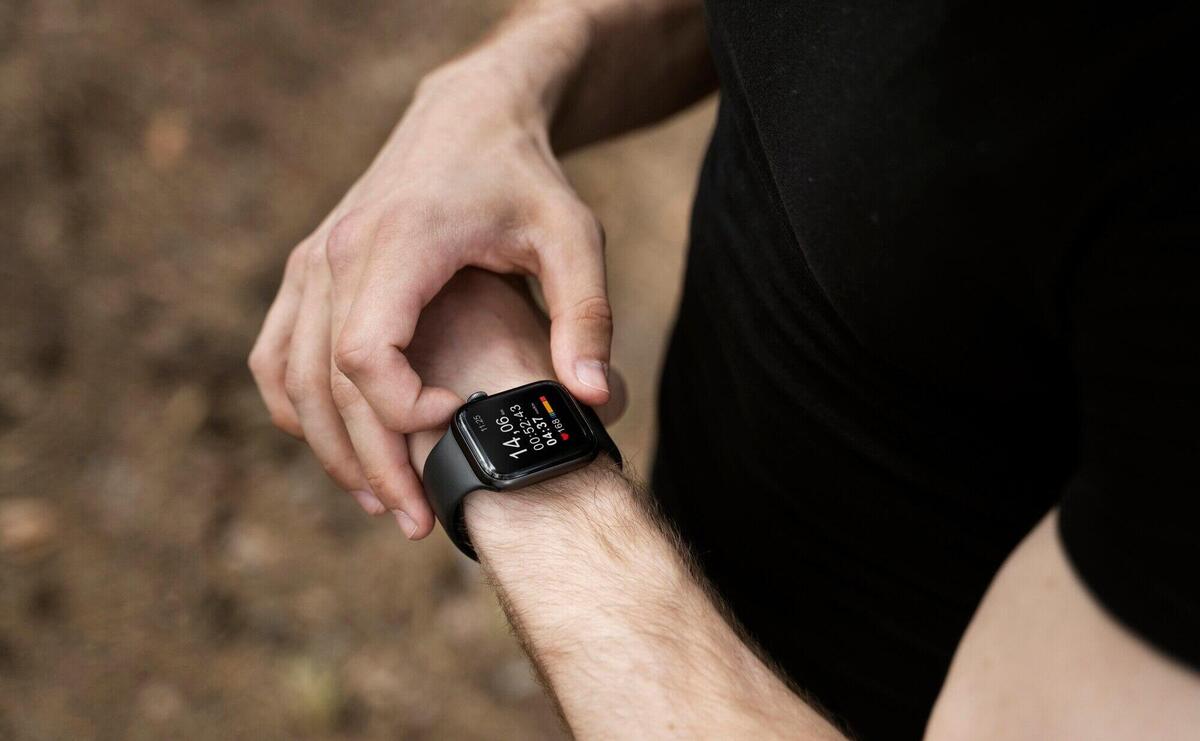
[652,2,1199,738]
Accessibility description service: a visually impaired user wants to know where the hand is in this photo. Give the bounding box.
[248,14,613,538]
[402,269,625,474]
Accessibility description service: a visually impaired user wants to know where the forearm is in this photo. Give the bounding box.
[464,461,843,739]
[423,0,715,152]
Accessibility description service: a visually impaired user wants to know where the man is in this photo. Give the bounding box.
[250,1,1200,737]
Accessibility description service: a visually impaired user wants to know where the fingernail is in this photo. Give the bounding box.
[575,359,609,395]
[392,510,418,539]
[349,490,385,515]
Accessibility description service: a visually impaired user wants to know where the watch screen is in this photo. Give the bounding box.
[458,382,595,479]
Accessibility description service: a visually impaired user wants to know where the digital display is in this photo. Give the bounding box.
[457,382,594,479]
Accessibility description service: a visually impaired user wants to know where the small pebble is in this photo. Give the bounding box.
[137,680,185,722]
[0,498,57,558]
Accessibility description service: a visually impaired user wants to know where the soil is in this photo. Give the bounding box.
[0,1,713,738]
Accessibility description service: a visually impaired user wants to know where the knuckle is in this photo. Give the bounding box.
[573,294,614,327]
[283,366,319,403]
[325,211,369,274]
[304,239,327,270]
[329,371,361,411]
[363,471,392,501]
[319,455,356,484]
[332,336,376,376]
[268,410,301,437]
[551,196,603,245]
[571,206,605,248]
[375,397,418,432]
[285,242,309,275]
[246,346,270,378]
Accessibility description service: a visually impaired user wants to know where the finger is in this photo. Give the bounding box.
[248,245,308,438]
[285,246,385,515]
[325,220,436,538]
[408,429,442,475]
[592,365,628,426]
[331,372,437,539]
[537,206,613,407]
[333,246,461,433]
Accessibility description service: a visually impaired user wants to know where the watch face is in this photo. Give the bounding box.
[457,382,596,480]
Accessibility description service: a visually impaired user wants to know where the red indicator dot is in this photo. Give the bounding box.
[561,433,570,440]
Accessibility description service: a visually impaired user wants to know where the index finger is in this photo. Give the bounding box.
[332,245,461,433]
[248,245,308,438]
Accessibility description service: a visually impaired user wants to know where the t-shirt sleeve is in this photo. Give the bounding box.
[1057,152,1200,670]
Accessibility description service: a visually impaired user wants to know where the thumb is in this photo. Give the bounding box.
[592,365,628,426]
[539,216,613,407]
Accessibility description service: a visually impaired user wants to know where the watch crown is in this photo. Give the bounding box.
[467,391,487,402]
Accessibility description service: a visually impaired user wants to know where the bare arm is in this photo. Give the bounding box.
[435,0,715,153]
[398,271,839,736]
[462,464,844,739]
[462,469,1200,740]
[429,0,715,152]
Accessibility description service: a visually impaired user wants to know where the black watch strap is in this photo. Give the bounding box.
[581,404,623,469]
[424,430,487,561]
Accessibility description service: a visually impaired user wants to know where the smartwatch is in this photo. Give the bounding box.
[421,380,622,560]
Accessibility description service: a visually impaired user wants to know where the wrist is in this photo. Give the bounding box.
[464,456,626,550]
[458,453,691,597]
[462,458,706,671]
[418,4,594,132]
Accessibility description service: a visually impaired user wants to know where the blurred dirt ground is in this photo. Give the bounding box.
[0,1,713,738]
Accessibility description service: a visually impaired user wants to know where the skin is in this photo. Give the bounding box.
[248,0,713,537]
[403,270,1200,740]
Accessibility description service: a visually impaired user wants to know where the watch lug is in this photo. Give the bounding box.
[467,390,487,402]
